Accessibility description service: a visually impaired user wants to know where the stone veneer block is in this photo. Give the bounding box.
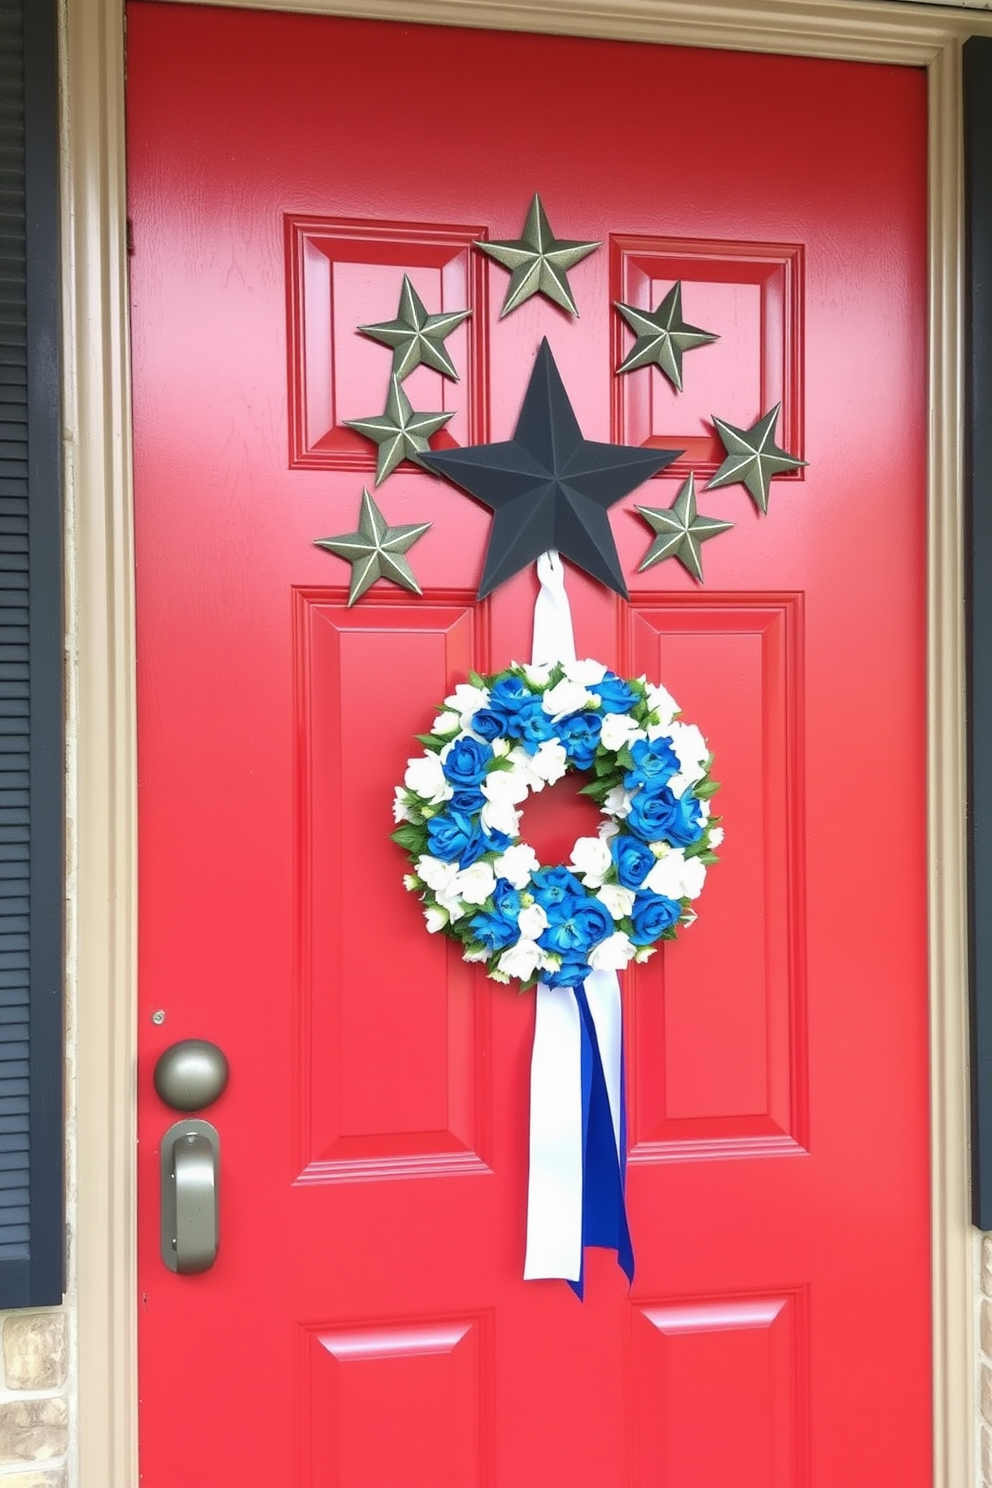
[0,1472,67,1488]
[983,1235,992,1297]
[983,1363,992,1431]
[984,1424,992,1488]
[0,1401,67,1465]
[2,1316,66,1392]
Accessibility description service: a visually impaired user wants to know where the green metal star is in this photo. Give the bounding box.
[615,282,718,392]
[475,193,601,319]
[357,275,471,383]
[314,488,431,606]
[706,404,807,513]
[344,375,453,485]
[635,473,733,583]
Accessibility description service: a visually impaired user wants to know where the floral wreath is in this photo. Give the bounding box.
[392,659,722,991]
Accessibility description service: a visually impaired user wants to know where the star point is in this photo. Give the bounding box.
[475,193,601,319]
[706,404,806,513]
[314,488,430,606]
[420,339,681,599]
[636,473,733,583]
[357,275,470,383]
[615,282,718,392]
[343,375,453,485]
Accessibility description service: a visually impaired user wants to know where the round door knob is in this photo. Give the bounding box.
[154,1039,229,1112]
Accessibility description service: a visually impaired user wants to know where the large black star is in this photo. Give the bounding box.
[420,340,681,599]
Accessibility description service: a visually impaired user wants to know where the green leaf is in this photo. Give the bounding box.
[683,838,707,859]
[698,851,720,865]
[391,825,427,853]
[468,671,486,690]
[616,744,636,770]
[414,732,445,753]
[695,779,721,799]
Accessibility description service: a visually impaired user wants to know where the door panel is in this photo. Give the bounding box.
[128,8,930,1484]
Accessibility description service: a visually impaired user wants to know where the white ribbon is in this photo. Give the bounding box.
[523,550,626,1285]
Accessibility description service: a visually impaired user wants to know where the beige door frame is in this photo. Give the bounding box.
[61,1,984,1482]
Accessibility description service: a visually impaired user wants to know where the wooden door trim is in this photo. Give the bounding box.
[63,2,979,1483]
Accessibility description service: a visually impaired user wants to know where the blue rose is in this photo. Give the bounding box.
[442,736,493,788]
[555,710,602,769]
[590,673,639,714]
[531,866,585,913]
[540,898,613,959]
[469,910,519,952]
[630,889,682,945]
[514,698,557,753]
[488,675,531,718]
[480,824,513,856]
[626,784,703,847]
[543,959,591,989]
[492,878,522,919]
[623,736,679,792]
[610,834,655,889]
[471,708,509,742]
[426,810,485,868]
[449,786,485,816]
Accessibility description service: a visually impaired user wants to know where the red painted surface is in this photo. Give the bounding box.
[128,7,932,1485]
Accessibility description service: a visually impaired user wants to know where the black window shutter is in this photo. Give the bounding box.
[0,0,63,1303]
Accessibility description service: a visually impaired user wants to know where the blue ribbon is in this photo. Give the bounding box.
[569,984,635,1299]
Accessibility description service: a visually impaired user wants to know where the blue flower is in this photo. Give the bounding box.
[531,866,585,913]
[471,708,510,742]
[610,834,655,889]
[481,824,513,856]
[543,959,591,989]
[449,786,485,816]
[469,910,519,952]
[590,672,639,714]
[555,710,602,769]
[513,698,557,753]
[441,735,494,788]
[626,784,704,847]
[426,810,485,868]
[492,878,522,919]
[623,736,679,792]
[540,897,613,959]
[630,890,682,945]
[488,675,531,718]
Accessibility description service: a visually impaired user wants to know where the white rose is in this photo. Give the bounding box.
[492,737,512,758]
[517,903,549,939]
[598,819,620,842]
[603,785,633,819]
[600,713,645,752]
[542,678,594,718]
[415,855,459,893]
[596,883,636,920]
[669,722,708,782]
[709,826,724,848]
[569,835,612,887]
[437,895,469,923]
[443,682,491,729]
[423,905,449,933]
[633,944,657,964]
[430,710,461,737]
[393,787,415,823]
[452,861,497,905]
[589,931,637,972]
[493,843,540,889]
[530,740,569,785]
[481,768,530,805]
[463,943,491,962]
[497,937,546,980]
[563,658,607,685]
[646,681,679,727]
[644,849,707,901]
[521,661,552,687]
[404,752,452,805]
[481,797,521,838]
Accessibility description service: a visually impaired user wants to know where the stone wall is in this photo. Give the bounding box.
[0,1313,68,1487]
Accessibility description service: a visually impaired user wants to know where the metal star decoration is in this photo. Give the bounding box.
[343,375,453,485]
[357,275,471,383]
[420,339,681,599]
[707,403,807,513]
[615,282,718,391]
[635,473,733,583]
[475,194,601,319]
[314,488,430,606]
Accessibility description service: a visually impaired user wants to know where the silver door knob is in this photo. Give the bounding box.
[154,1038,229,1111]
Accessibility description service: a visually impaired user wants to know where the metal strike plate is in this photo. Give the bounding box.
[160,1118,220,1274]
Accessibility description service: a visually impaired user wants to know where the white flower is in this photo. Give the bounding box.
[505,745,552,792]
[481,796,521,838]
[521,661,552,687]
[494,843,540,889]
[603,785,632,819]
[481,768,530,805]
[598,819,620,842]
[600,713,645,752]
[569,835,612,887]
[563,658,607,685]
[646,681,679,727]
[517,903,549,939]
[415,855,459,893]
[669,722,709,785]
[463,943,491,962]
[589,931,637,972]
[709,826,724,848]
[430,710,461,737]
[443,682,491,729]
[497,937,547,980]
[633,944,657,964]
[542,678,594,719]
[403,873,420,891]
[644,849,707,901]
[404,752,452,805]
[393,787,415,823]
[452,861,497,905]
[423,905,449,933]
[596,883,636,920]
[530,740,569,785]
[492,737,512,759]
[436,893,469,923]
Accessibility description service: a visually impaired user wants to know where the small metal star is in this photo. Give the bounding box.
[475,193,601,319]
[314,488,431,606]
[636,473,733,583]
[357,275,471,383]
[706,404,807,513]
[344,375,453,485]
[615,282,718,392]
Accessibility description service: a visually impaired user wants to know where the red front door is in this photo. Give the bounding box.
[128,8,931,1485]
